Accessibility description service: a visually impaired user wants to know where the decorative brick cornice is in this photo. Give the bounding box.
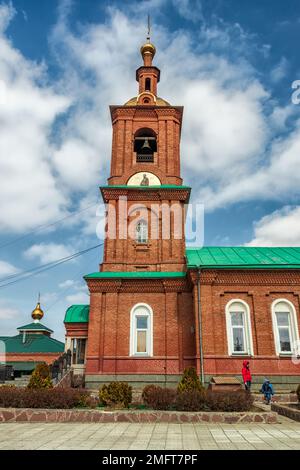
[101,187,190,203]
[86,277,191,293]
[110,106,183,123]
[189,269,300,286]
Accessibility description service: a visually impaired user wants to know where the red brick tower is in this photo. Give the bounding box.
[84,38,195,388]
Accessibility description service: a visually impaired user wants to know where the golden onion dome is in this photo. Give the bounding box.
[140,42,156,58]
[124,96,170,107]
[31,302,44,321]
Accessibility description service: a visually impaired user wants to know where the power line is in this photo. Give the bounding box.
[0,242,104,290]
[0,200,99,251]
[44,250,95,313]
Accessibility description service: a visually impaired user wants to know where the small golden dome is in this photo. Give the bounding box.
[124,96,170,107]
[31,302,44,321]
[140,42,156,58]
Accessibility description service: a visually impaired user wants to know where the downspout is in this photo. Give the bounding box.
[197,268,204,386]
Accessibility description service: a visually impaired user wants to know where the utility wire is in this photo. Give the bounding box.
[44,250,95,313]
[0,242,104,290]
[0,200,99,251]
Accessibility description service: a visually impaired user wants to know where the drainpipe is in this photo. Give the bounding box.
[197,268,204,386]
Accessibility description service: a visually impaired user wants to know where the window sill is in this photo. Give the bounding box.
[230,353,252,357]
[133,242,151,251]
[130,354,152,358]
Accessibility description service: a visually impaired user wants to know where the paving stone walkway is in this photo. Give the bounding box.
[0,421,300,450]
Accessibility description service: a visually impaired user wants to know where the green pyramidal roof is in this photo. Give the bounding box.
[64,305,90,323]
[1,334,64,354]
[17,322,53,333]
[186,247,300,269]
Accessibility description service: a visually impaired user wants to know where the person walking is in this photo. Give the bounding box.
[242,360,252,391]
[260,378,274,404]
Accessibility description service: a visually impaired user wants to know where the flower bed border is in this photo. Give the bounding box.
[271,402,300,422]
[0,407,278,424]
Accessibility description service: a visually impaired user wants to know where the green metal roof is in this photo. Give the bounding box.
[101,185,190,190]
[186,247,300,269]
[17,322,53,333]
[5,361,42,371]
[1,334,64,354]
[84,271,187,280]
[64,305,90,323]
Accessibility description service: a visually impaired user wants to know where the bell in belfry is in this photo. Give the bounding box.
[141,137,151,150]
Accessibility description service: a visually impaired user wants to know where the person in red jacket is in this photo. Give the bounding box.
[242,360,252,391]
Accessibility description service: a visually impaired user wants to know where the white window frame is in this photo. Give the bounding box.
[130,303,153,357]
[226,299,254,356]
[271,299,299,356]
[135,220,148,244]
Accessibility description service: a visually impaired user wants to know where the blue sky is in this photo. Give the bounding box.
[0,0,300,340]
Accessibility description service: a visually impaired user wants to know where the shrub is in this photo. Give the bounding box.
[0,387,96,409]
[205,390,254,412]
[297,384,300,403]
[27,363,53,389]
[177,366,204,394]
[175,389,207,412]
[99,382,132,409]
[142,385,176,410]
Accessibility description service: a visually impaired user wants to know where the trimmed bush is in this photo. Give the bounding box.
[177,366,204,394]
[27,363,53,389]
[175,390,207,412]
[142,385,176,410]
[99,382,132,409]
[0,387,96,409]
[205,390,254,412]
[297,384,300,403]
[143,385,254,412]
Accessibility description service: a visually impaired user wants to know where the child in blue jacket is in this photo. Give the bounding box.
[260,379,274,404]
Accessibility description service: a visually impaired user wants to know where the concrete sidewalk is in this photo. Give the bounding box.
[0,421,300,450]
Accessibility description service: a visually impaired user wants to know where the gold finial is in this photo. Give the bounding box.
[140,15,156,61]
[31,293,44,322]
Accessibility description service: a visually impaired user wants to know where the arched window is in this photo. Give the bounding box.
[226,300,253,356]
[272,299,299,355]
[145,78,151,91]
[135,220,148,243]
[130,303,153,356]
[134,128,157,163]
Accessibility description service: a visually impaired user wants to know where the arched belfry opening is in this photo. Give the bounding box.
[134,128,157,163]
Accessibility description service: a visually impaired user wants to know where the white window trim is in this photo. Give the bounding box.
[130,303,153,357]
[225,299,254,356]
[271,299,299,356]
[136,219,148,243]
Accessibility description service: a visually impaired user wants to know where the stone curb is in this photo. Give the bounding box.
[0,408,278,424]
[271,402,300,422]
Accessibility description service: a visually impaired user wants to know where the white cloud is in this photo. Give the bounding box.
[0,260,19,278]
[66,290,89,304]
[0,3,71,233]
[24,243,73,264]
[59,279,75,289]
[0,298,19,320]
[270,57,288,83]
[172,0,204,23]
[1,0,300,237]
[246,206,300,246]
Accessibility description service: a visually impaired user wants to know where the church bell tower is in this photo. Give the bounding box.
[84,29,194,384]
[100,33,190,272]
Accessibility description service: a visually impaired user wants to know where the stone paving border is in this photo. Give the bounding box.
[271,403,300,422]
[0,407,278,424]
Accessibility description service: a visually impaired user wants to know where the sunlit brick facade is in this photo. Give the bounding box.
[64,39,300,391]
